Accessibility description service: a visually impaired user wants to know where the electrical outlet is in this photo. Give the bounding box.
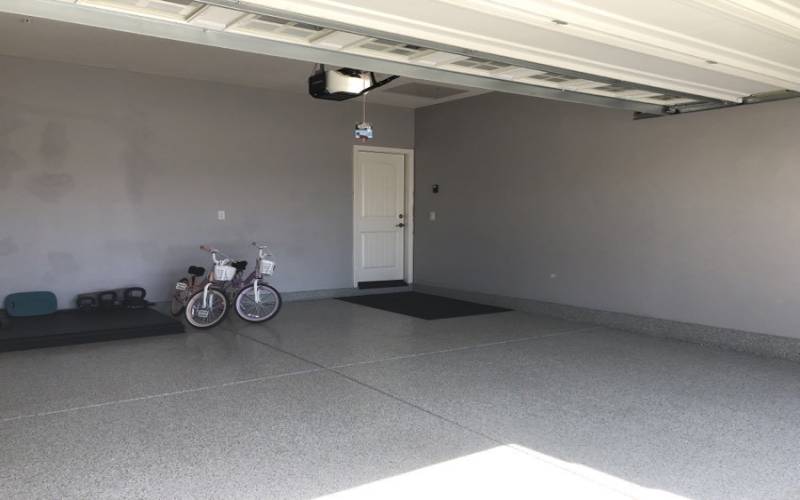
[217,210,226,221]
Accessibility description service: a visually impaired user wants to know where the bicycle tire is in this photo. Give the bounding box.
[185,287,228,329]
[234,283,282,323]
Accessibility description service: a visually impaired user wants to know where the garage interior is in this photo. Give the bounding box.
[1,0,800,498]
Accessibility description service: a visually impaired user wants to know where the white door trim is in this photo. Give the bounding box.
[353,145,414,287]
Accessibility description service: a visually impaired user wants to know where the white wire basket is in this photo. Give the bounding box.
[260,260,276,276]
[214,264,237,281]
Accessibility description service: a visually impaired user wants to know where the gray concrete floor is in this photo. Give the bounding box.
[1,299,798,499]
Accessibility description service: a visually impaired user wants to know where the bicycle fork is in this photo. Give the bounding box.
[202,283,214,308]
[252,278,261,302]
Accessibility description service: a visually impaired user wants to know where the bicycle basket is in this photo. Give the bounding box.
[214,264,237,281]
[260,260,276,276]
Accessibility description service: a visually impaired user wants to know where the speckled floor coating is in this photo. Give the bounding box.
[2,299,799,499]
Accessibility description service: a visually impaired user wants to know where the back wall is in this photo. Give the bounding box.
[0,55,414,305]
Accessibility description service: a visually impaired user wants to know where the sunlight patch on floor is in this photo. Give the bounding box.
[317,445,690,500]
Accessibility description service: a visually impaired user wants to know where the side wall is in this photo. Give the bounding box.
[414,93,800,339]
[0,56,414,304]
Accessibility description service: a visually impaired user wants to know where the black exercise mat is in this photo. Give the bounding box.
[0,308,185,352]
[338,292,511,320]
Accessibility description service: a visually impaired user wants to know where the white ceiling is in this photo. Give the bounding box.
[0,12,487,108]
[2,0,799,115]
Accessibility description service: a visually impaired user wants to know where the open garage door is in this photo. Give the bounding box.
[5,0,799,118]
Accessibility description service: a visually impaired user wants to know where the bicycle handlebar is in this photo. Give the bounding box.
[200,243,270,264]
[251,241,272,258]
[200,245,232,264]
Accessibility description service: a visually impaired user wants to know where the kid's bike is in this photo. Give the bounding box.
[232,242,281,323]
[183,246,241,329]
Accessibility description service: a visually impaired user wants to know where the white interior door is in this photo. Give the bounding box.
[354,151,406,283]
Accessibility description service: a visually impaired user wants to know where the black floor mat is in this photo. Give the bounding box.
[338,292,511,320]
[0,308,185,352]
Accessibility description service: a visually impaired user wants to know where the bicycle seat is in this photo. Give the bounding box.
[187,266,206,277]
[232,261,248,272]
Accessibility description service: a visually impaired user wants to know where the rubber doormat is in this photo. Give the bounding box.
[338,292,511,320]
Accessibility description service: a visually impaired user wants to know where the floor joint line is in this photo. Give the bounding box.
[236,330,518,448]
[329,326,598,369]
[0,367,322,424]
[234,329,644,497]
[2,314,594,425]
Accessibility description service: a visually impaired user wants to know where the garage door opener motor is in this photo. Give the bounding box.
[308,65,398,141]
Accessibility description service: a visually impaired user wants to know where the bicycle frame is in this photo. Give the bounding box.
[200,246,235,309]
[221,243,274,302]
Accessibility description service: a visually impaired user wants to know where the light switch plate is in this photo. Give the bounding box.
[217,210,226,221]
[429,211,436,221]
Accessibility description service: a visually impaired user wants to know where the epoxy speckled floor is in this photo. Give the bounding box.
[1,299,799,499]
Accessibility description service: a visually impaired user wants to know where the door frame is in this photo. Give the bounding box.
[353,145,415,288]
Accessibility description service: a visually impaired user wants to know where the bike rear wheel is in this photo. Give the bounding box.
[234,283,281,322]
[170,278,190,316]
[185,287,228,329]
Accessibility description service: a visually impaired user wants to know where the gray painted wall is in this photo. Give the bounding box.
[415,93,800,339]
[0,56,413,305]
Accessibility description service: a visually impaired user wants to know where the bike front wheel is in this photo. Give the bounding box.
[185,287,228,329]
[234,283,282,322]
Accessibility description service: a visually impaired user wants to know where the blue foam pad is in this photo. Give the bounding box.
[4,292,58,317]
